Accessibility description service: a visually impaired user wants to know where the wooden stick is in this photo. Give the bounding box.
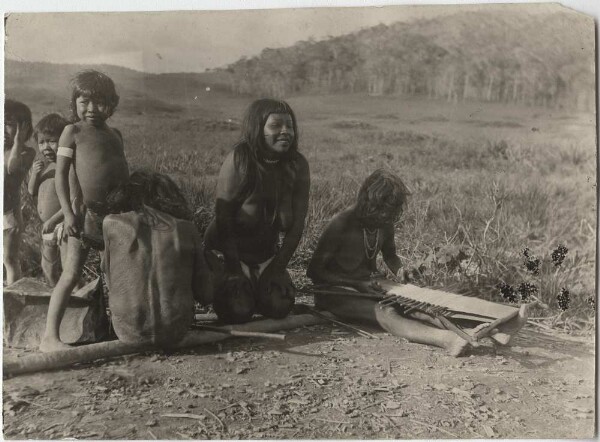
[302,288,385,301]
[3,314,327,376]
[303,307,379,339]
[191,325,286,341]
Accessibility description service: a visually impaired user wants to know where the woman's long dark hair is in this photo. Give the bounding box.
[232,99,300,220]
[103,170,192,221]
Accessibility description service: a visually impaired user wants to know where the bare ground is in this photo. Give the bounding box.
[3,321,596,439]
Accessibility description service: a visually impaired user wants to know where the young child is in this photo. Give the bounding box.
[28,113,69,286]
[307,169,489,357]
[40,70,129,352]
[4,99,36,285]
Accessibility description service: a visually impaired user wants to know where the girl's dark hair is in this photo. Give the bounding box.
[233,98,299,210]
[70,70,120,121]
[4,99,33,140]
[103,170,192,221]
[34,113,68,142]
[355,169,411,222]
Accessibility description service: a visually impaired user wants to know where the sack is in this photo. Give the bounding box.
[102,206,201,347]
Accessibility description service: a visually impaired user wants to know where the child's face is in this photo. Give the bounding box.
[4,116,18,149]
[366,203,403,228]
[37,133,59,162]
[76,95,110,126]
[263,113,294,155]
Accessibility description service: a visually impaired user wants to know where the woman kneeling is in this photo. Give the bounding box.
[205,99,310,324]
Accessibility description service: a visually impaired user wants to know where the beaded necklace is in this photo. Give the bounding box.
[363,228,379,260]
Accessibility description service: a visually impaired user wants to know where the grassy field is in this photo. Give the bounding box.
[17,90,597,328]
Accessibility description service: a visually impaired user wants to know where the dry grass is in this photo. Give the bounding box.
[14,94,596,330]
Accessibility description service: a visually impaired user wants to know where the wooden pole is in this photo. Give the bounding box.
[4,314,327,377]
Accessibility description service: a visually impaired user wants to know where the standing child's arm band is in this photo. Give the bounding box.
[57,147,74,158]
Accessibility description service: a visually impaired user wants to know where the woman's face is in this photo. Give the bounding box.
[262,113,294,156]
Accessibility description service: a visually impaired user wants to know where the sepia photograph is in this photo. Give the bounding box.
[2,0,597,439]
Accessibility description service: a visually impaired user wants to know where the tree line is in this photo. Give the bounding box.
[213,9,594,111]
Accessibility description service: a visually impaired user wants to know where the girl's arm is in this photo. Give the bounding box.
[380,224,402,276]
[264,154,310,276]
[214,152,244,275]
[55,125,79,236]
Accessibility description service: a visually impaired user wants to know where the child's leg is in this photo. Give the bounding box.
[3,226,21,285]
[41,238,61,287]
[40,236,89,352]
[375,305,482,356]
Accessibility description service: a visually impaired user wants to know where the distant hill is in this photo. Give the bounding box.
[217,6,594,110]
[4,60,226,115]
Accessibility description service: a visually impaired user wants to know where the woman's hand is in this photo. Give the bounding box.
[259,270,296,301]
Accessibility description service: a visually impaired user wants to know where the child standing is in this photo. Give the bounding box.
[28,113,69,286]
[40,70,129,352]
[4,99,36,285]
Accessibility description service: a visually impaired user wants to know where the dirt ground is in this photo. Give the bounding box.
[3,317,596,440]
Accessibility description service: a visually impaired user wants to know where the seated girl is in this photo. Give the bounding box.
[204,99,310,324]
[307,169,525,357]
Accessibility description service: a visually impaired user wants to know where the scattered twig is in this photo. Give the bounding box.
[409,418,459,438]
[17,398,63,413]
[217,402,240,412]
[204,408,225,431]
[161,413,206,420]
[360,400,386,411]
[315,418,351,425]
[176,431,191,439]
[147,429,157,440]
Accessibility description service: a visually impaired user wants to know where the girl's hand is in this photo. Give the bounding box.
[42,219,57,234]
[355,280,385,295]
[63,212,80,237]
[32,160,44,175]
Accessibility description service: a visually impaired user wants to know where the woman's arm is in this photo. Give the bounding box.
[214,152,244,275]
[265,154,310,275]
[192,228,213,305]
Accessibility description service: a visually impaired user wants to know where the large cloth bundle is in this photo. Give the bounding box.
[102,206,203,347]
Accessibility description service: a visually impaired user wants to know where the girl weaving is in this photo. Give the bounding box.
[307,169,490,356]
[204,99,310,324]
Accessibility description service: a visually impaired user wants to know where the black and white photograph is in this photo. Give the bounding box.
[2,0,597,439]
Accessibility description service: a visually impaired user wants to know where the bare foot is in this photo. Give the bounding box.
[491,303,532,346]
[446,323,490,357]
[39,337,72,353]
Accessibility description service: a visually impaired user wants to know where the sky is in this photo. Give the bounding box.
[4,1,597,74]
